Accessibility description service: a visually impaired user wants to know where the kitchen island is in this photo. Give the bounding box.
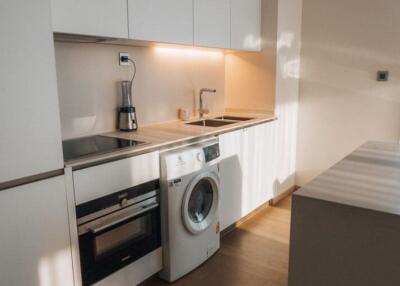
[289,141,400,286]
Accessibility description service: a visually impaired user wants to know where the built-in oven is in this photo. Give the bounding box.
[76,180,161,286]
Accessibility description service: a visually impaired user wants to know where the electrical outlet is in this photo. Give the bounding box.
[377,70,389,82]
[119,52,129,66]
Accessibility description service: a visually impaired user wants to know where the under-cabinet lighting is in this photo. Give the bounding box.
[154,46,224,59]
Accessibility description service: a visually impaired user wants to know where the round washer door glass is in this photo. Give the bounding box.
[182,172,219,235]
[188,179,214,223]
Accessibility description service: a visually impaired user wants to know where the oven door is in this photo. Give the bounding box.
[78,197,161,286]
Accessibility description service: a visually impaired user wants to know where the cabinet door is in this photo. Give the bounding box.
[242,122,275,215]
[51,0,129,38]
[219,129,244,230]
[128,0,193,45]
[0,0,64,183]
[194,0,230,48]
[231,0,261,51]
[0,176,74,286]
[247,123,275,208]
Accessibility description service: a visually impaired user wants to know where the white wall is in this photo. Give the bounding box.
[274,0,303,194]
[54,43,225,139]
[296,0,400,186]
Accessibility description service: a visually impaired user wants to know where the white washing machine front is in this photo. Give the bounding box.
[159,139,221,282]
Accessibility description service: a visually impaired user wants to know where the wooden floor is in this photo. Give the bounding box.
[143,197,291,286]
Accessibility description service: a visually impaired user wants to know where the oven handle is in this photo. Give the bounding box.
[89,202,159,234]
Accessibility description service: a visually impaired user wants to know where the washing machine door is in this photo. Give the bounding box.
[182,171,219,235]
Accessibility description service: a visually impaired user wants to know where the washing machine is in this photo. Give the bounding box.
[159,138,221,282]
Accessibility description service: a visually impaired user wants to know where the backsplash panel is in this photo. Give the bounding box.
[54,42,225,139]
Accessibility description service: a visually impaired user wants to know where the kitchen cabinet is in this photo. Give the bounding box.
[128,0,193,45]
[194,0,230,49]
[0,0,64,184]
[219,122,275,230]
[0,176,74,286]
[219,129,244,230]
[49,0,261,51]
[241,123,276,215]
[73,151,160,205]
[51,0,129,38]
[230,0,261,51]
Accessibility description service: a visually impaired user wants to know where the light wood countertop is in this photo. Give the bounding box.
[64,111,277,170]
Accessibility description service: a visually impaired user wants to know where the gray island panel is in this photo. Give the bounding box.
[289,141,400,286]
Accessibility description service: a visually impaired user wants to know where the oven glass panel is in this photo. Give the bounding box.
[94,215,151,257]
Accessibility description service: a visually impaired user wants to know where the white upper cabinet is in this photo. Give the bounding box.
[0,0,64,183]
[128,0,193,45]
[51,0,129,38]
[231,0,261,51]
[49,0,261,51]
[194,0,230,49]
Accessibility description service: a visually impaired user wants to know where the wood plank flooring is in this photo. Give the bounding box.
[142,197,291,286]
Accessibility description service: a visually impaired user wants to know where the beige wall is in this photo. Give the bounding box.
[296,0,400,186]
[224,0,277,112]
[274,0,303,194]
[55,42,225,139]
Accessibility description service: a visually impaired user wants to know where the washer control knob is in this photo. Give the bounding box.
[197,152,204,162]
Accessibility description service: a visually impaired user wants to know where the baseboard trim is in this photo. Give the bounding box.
[270,185,300,206]
[221,185,299,238]
[221,200,271,238]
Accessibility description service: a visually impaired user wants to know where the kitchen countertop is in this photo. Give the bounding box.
[65,111,277,170]
[295,141,400,215]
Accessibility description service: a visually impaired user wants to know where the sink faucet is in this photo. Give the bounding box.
[199,88,216,118]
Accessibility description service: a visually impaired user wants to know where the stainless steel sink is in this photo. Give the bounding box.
[186,119,236,127]
[213,116,254,121]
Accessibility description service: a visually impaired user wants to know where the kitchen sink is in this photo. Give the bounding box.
[186,119,236,127]
[214,116,254,121]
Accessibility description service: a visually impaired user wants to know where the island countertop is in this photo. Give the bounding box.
[295,141,400,216]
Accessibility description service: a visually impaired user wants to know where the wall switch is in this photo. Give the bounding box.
[119,52,129,66]
[377,71,389,81]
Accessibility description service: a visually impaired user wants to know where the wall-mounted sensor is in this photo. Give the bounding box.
[377,71,389,82]
[119,52,130,66]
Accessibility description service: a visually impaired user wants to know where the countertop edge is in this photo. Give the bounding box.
[66,116,278,171]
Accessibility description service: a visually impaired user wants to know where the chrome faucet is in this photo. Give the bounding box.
[199,88,217,118]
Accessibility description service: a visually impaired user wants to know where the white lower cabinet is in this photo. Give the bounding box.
[219,122,276,230]
[0,176,74,286]
[219,129,244,231]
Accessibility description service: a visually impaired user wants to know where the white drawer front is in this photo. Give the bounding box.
[73,151,160,205]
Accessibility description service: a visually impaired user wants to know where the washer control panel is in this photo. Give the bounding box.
[203,144,220,163]
[162,139,220,180]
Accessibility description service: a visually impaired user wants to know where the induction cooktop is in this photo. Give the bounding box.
[62,135,145,161]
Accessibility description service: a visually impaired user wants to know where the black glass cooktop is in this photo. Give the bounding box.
[62,135,145,161]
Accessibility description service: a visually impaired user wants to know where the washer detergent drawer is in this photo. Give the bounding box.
[73,151,160,205]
